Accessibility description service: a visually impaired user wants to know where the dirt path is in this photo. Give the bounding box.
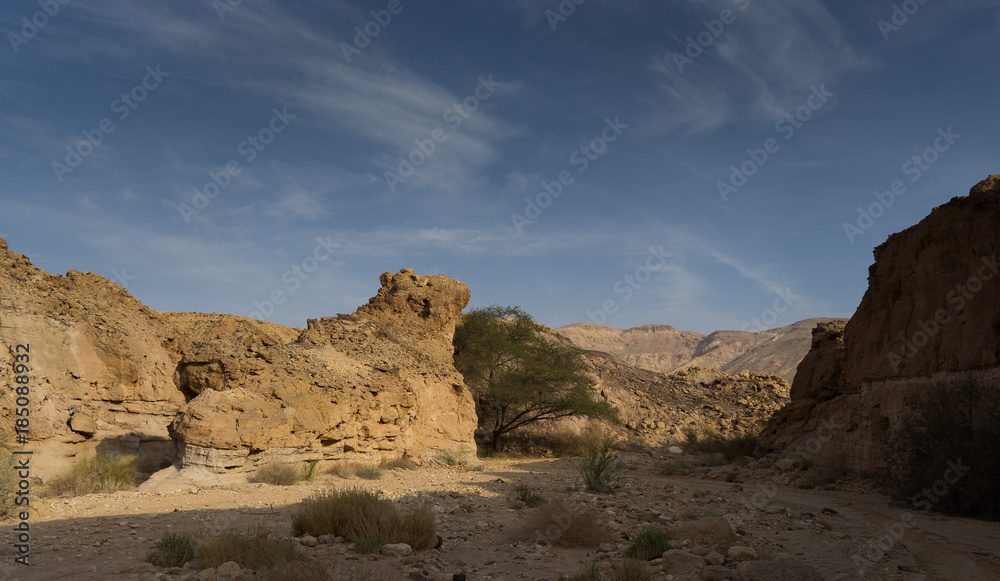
[1,455,997,580]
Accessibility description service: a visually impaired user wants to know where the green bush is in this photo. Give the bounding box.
[146,533,196,568]
[198,523,299,570]
[45,452,138,496]
[353,537,381,554]
[291,487,436,549]
[250,461,302,486]
[575,434,627,492]
[303,459,321,480]
[792,457,813,471]
[624,528,671,560]
[557,561,601,581]
[680,426,759,461]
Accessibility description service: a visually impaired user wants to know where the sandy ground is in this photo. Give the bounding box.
[2,454,999,581]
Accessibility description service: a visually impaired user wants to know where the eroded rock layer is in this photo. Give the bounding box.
[0,242,476,477]
[762,175,1000,474]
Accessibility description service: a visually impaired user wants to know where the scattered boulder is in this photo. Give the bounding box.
[381,542,413,557]
[661,549,707,574]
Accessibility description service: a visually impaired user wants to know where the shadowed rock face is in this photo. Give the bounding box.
[762,175,1000,474]
[0,246,476,476]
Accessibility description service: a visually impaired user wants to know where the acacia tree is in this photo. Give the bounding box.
[453,305,614,450]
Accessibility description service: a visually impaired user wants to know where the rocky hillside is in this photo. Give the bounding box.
[0,237,477,477]
[558,318,841,382]
[583,353,790,444]
[761,175,1000,475]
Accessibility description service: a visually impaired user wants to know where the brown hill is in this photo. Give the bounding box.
[557,318,842,382]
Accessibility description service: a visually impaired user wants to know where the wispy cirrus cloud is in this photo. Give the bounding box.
[646,0,876,134]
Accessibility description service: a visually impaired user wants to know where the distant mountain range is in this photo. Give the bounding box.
[556,318,845,382]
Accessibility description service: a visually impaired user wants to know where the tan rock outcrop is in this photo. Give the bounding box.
[762,175,1000,474]
[0,239,476,476]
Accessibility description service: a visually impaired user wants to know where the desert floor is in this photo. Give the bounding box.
[4,453,1000,581]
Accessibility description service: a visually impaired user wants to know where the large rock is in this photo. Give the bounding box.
[0,240,477,476]
[762,175,1000,474]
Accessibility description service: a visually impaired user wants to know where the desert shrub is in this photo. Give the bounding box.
[575,434,627,492]
[623,528,671,560]
[524,500,610,548]
[44,452,138,496]
[146,532,196,568]
[885,380,1000,519]
[303,459,321,480]
[609,559,653,581]
[353,536,381,554]
[378,456,417,470]
[291,487,436,549]
[437,449,465,466]
[356,465,383,480]
[513,483,548,508]
[680,426,759,461]
[326,461,362,478]
[557,561,601,581]
[250,461,302,486]
[548,424,606,457]
[198,523,299,570]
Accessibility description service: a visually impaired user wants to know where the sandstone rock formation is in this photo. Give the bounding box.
[761,175,1000,474]
[0,238,476,477]
[557,318,842,382]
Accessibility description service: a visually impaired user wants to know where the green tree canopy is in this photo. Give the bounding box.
[453,305,615,450]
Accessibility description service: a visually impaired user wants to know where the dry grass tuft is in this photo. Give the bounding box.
[291,487,436,550]
[522,499,610,548]
[198,522,300,570]
[44,452,138,497]
[249,461,302,486]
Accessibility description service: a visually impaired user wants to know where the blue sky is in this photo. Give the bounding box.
[1,0,998,334]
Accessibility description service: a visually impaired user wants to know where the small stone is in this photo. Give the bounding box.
[668,446,683,454]
[300,535,318,547]
[216,561,241,579]
[382,543,413,557]
[317,534,337,544]
[727,546,758,561]
[662,549,707,574]
[705,551,725,566]
[701,565,732,580]
[598,543,615,553]
[773,458,794,471]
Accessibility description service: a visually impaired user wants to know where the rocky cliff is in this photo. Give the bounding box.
[0,238,476,477]
[558,318,840,382]
[761,175,1000,474]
